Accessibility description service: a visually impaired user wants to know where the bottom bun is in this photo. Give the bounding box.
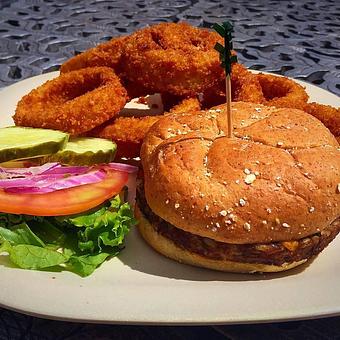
[135,205,307,274]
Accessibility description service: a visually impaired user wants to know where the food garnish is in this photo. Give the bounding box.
[0,162,137,276]
[0,195,136,276]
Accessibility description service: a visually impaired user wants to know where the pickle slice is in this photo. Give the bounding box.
[45,137,117,165]
[0,127,69,163]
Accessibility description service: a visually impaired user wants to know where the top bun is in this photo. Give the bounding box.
[141,102,340,244]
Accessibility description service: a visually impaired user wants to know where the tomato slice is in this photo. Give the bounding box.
[0,170,128,216]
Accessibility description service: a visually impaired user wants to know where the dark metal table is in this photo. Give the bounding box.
[0,0,339,339]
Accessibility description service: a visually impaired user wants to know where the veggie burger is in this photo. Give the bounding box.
[136,102,340,273]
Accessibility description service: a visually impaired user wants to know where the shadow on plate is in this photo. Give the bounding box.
[117,228,313,282]
[0,255,17,269]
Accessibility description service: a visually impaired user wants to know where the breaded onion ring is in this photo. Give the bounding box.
[256,73,309,110]
[303,102,340,136]
[200,63,266,108]
[120,22,223,97]
[254,73,339,137]
[89,116,161,159]
[168,97,201,115]
[89,97,202,158]
[14,67,128,135]
[231,64,266,103]
[60,36,127,74]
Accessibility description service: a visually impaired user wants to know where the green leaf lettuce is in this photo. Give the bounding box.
[0,195,136,277]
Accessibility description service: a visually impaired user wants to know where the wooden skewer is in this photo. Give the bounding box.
[226,74,233,138]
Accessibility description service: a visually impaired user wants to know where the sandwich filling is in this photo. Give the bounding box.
[137,181,340,266]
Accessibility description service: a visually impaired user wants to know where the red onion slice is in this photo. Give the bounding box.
[108,162,138,173]
[0,178,37,188]
[5,187,56,194]
[5,169,107,194]
[0,162,60,178]
[43,166,88,175]
[0,162,138,196]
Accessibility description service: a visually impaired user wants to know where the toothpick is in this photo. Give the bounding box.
[226,74,232,138]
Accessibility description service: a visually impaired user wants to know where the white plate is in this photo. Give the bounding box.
[0,72,339,325]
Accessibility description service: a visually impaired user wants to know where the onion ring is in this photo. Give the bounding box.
[231,64,266,104]
[14,67,128,135]
[89,116,161,159]
[200,63,266,108]
[60,36,127,74]
[302,102,340,136]
[60,23,224,100]
[88,96,202,159]
[168,97,201,115]
[253,73,339,137]
[120,22,224,97]
[255,73,309,110]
